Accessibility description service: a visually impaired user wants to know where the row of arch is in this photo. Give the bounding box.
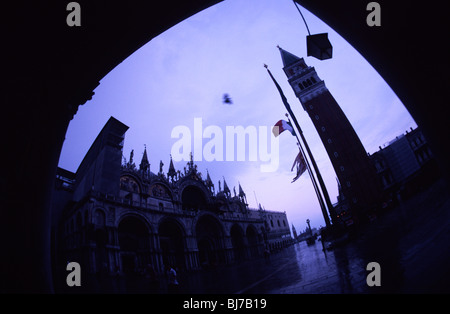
[120,174,214,212]
[298,76,317,91]
[64,210,264,275]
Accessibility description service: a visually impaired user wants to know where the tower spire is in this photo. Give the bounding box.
[277,45,302,68]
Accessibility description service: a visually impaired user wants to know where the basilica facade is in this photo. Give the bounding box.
[52,117,291,277]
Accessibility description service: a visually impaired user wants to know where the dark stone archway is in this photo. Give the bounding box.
[230,224,246,262]
[158,219,186,270]
[2,0,449,292]
[118,216,150,274]
[195,214,225,268]
[182,185,208,211]
[246,225,260,258]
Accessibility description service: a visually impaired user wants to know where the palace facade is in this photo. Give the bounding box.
[51,117,291,277]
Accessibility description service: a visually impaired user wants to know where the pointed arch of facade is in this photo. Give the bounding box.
[230,223,245,235]
[180,183,211,211]
[246,224,261,258]
[245,224,259,237]
[179,178,212,199]
[230,223,246,262]
[120,171,143,194]
[147,179,174,202]
[157,216,188,270]
[192,212,224,236]
[93,207,107,227]
[194,213,227,267]
[116,211,153,234]
[117,213,153,275]
[157,216,187,236]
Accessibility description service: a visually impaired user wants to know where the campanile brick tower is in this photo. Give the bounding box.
[279,47,381,222]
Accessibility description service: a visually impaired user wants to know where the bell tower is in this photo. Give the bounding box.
[278,46,381,222]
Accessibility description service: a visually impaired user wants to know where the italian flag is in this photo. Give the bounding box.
[272,120,295,137]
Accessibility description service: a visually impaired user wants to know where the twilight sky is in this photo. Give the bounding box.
[59,0,417,232]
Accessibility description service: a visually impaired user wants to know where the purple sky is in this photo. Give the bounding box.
[59,0,416,232]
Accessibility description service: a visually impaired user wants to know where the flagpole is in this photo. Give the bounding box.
[285,113,327,223]
[265,65,333,227]
[288,112,332,227]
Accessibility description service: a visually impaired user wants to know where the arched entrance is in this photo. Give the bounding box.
[182,185,208,211]
[230,224,245,262]
[158,219,186,270]
[118,216,150,274]
[195,214,225,268]
[246,225,260,258]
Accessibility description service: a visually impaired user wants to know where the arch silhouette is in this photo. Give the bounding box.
[230,224,245,262]
[181,185,208,211]
[195,213,226,267]
[158,217,187,270]
[118,216,151,274]
[2,0,449,292]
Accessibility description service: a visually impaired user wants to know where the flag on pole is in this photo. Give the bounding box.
[291,149,307,183]
[272,119,295,137]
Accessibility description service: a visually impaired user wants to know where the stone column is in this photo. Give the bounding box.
[0,72,98,292]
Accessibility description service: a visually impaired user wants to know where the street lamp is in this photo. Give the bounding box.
[293,1,333,60]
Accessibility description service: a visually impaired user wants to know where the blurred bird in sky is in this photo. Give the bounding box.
[222,93,233,105]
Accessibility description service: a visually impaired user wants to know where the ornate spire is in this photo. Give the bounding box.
[238,182,247,204]
[205,169,214,193]
[206,169,213,184]
[188,151,194,171]
[167,155,176,182]
[130,149,134,164]
[223,177,230,196]
[238,182,246,197]
[139,145,150,173]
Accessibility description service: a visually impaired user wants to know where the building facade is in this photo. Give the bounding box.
[333,126,439,225]
[52,117,291,277]
[369,127,438,201]
[278,47,382,223]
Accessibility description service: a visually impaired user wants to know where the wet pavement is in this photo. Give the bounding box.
[177,178,450,294]
[178,240,369,294]
[59,178,450,294]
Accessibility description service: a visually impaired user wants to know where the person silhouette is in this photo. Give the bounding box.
[165,264,179,293]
